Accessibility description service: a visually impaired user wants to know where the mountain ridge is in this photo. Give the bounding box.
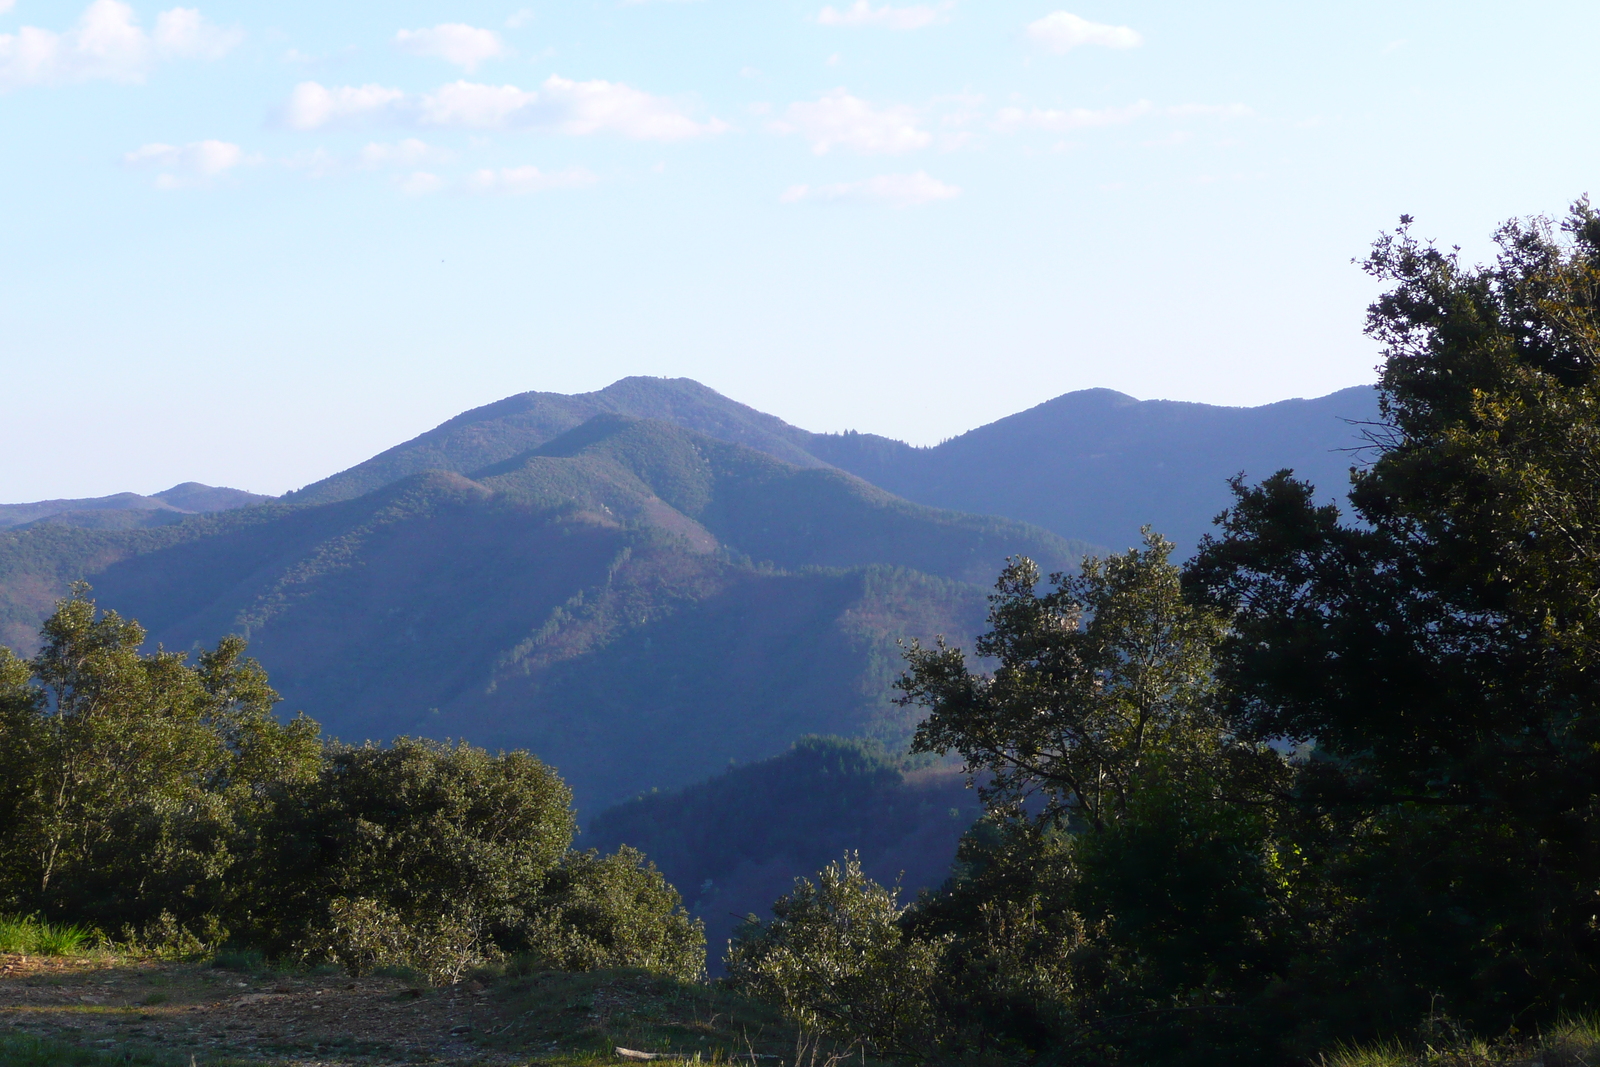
[279,377,1379,553]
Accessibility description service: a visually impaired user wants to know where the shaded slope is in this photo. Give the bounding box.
[587,736,983,971]
[475,415,1091,584]
[19,419,1058,808]
[805,386,1381,552]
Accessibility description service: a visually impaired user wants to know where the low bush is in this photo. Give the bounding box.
[0,915,92,956]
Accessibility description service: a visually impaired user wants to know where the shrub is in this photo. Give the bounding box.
[522,846,706,980]
[251,737,577,972]
[726,853,945,1056]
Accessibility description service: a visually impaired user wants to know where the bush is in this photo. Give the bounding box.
[726,853,945,1056]
[521,845,706,980]
[250,737,577,974]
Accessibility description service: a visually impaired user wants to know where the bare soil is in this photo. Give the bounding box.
[0,951,519,1065]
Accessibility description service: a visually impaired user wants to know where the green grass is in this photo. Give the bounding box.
[477,967,887,1066]
[0,1034,190,1066]
[1321,1015,1600,1066]
[0,916,93,956]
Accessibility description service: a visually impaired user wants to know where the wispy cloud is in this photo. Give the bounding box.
[994,101,1250,132]
[280,76,728,141]
[465,165,598,194]
[0,0,240,88]
[775,89,931,154]
[124,138,253,187]
[994,101,1153,132]
[817,1,953,30]
[359,139,455,169]
[282,81,406,129]
[1025,11,1141,53]
[781,171,960,208]
[393,24,507,72]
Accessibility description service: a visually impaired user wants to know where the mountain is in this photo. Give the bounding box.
[285,377,827,506]
[1,416,1083,809]
[284,377,1378,553]
[806,386,1380,553]
[586,736,985,971]
[0,376,1378,808]
[0,483,269,531]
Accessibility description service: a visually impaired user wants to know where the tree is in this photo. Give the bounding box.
[898,530,1252,830]
[522,845,706,980]
[726,853,946,1056]
[1184,199,1600,1027]
[0,586,321,934]
[252,737,577,973]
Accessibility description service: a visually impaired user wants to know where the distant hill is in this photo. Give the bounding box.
[1,417,1084,810]
[0,483,269,531]
[285,377,1378,553]
[807,386,1381,553]
[587,736,984,971]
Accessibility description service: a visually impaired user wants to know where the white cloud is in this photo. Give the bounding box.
[994,100,1153,131]
[0,0,239,88]
[465,165,598,194]
[399,171,446,196]
[1166,102,1253,119]
[505,9,535,29]
[0,1,14,14]
[817,1,952,29]
[152,7,239,59]
[777,89,930,154]
[994,100,1251,134]
[284,76,726,141]
[532,75,725,139]
[124,138,249,186]
[393,24,506,72]
[781,171,959,208]
[414,80,533,128]
[282,81,405,129]
[1026,11,1141,53]
[359,138,454,169]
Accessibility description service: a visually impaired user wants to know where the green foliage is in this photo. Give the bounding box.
[522,846,706,980]
[0,591,706,987]
[900,530,1274,830]
[0,914,92,955]
[248,736,577,978]
[0,585,321,935]
[726,854,946,1056]
[1184,200,1600,1032]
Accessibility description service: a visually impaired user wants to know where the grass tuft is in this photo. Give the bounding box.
[0,915,93,956]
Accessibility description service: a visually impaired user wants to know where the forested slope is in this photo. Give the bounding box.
[0,417,1079,808]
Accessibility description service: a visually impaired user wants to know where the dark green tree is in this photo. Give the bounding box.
[1184,199,1600,1029]
[0,586,321,935]
[252,737,577,974]
[899,531,1260,829]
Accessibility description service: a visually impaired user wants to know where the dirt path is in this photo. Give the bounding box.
[0,951,523,1064]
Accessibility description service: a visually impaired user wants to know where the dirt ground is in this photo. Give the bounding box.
[0,952,824,1066]
[0,951,523,1064]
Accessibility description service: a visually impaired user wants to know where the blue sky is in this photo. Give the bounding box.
[2,0,1597,500]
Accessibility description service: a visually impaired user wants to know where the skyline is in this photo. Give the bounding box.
[3,0,1597,500]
